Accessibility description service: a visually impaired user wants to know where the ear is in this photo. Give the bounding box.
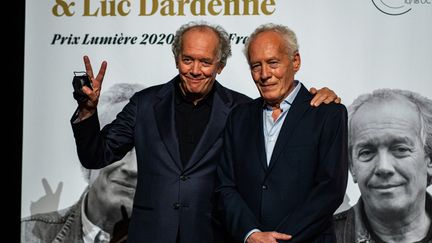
[351,170,358,183]
[426,155,432,185]
[349,159,358,183]
[217,63,225,74]
[293,52,301,72]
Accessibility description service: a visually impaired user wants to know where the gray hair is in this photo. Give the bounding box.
[348,89,432,186]
[81,83,144,184]
[243,23,299,63]
[171,21,232,67]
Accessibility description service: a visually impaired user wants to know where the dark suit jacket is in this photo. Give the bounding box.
[71,76,251,243]
[217,83,348,242]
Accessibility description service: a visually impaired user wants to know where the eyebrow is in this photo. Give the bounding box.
[354,135,415,148]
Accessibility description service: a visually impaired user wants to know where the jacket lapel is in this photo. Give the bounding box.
[253,98,269,172]
[154,80,183,171]
[267,84,311,173]
[185,82,231,170]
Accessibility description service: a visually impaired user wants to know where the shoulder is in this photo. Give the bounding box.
[21,204,78,225]
[133,82,170,98]
[229,97,261,120]
[214,81,252,105]
[21,202,81,242]
[333,207,355,232]
[333,207,356,243]
[333,208,351,222]
[316,102,348,118]
[126,80,175,108]
[297,82,347,115]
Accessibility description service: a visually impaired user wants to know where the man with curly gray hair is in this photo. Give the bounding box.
[334,89,432,242]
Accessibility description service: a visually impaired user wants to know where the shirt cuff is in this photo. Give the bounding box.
[244,229,261,243]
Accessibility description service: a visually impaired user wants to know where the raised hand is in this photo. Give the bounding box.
[78,55,107,120]
[30,178,63,215]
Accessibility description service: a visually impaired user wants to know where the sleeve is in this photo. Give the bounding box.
[216,111,262,242]
[70,94,138,169]
[276,105,349,242]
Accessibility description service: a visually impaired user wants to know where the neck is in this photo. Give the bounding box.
[268,103,281,110]
[264,82,296,109]
[179,82,206,105]
[86,189,119,234]
[364,201,430,243]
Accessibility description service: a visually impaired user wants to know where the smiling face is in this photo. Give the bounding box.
[247,30,300,106]
[350,98,431,215]
[91,148,137,216]
[176,27,224,103]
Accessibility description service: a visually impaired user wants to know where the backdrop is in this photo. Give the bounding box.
[23,0,432,218]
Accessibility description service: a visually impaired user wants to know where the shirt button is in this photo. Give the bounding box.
[180,175,189,181]
[173,203,181,209]
[262,185,268,190]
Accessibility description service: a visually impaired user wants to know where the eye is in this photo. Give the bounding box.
[182,58,192,64]
[201,60,212,67]
[269,61,279,68]
[357,147,375,162]
[391,145,412,158]
[251,64,261,72]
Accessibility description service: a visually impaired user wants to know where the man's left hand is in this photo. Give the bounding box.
[309,87,341,107]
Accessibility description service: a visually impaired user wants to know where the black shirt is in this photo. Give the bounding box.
[174,81,214,166]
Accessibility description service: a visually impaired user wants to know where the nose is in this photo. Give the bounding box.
[191,61,201,76]
[122,159,138,181]
[374,150,395,179]
[260,64,271,81]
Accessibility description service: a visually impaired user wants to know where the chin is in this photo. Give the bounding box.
[371,200,409,213]
[263,97,279,104]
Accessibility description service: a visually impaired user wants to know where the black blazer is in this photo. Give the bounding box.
[217,84,348,242]
[71,75,251,243]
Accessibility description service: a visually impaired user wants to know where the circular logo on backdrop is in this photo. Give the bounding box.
[371,0,412,15]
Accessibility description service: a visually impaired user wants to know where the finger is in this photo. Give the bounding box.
[54,181,63,196]
[93,60,107,91]
[335,97,341,104]
[95,61,107,82]
[41,178,53,195]
[272,232,292,240]
[310,95,325,107]
[323,95,339,104]
[83,55,94,79]
[89,61,107,99]
[323,96,333,104]
[81,86,98,105]
[309,87,317,94]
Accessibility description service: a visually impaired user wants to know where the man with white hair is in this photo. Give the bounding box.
[334,89,432,242]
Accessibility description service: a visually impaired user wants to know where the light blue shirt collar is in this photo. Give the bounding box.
[263,81,301,165]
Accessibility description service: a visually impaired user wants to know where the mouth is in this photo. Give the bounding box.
[111,179,136,189]
[184,74,205,81]
[259,83,277,88]
[370,183,403,191]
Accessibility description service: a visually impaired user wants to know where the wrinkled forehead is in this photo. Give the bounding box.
[350,97,422,144]
[353,97,420,129]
